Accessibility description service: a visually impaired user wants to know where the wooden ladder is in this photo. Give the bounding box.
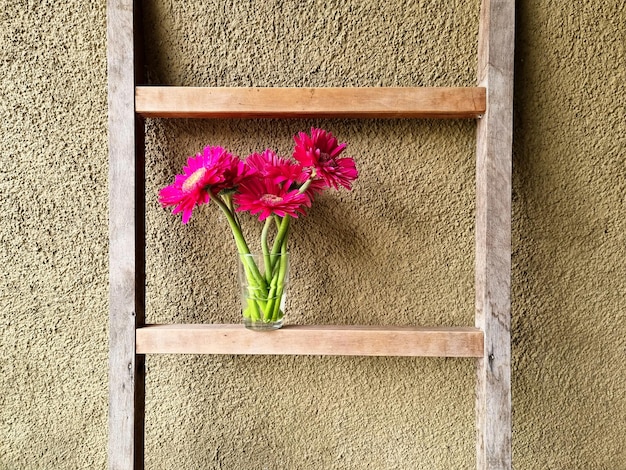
[107,1,514,468]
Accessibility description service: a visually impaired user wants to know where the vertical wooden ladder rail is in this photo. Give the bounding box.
[106,0,514,468]
[107,0,145,468]
[475,0,515,468]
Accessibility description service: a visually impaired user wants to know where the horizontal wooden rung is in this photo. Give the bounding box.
[135,86,486,119]
[136,324,484,357]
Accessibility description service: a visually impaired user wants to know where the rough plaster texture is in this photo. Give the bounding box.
[0,0,624,469]
[0,1,109,469]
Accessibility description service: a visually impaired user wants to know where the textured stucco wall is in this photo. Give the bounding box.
[1,2,109,469]
[0,0,624,469]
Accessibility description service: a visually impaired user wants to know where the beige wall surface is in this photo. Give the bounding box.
[1,0,624,469]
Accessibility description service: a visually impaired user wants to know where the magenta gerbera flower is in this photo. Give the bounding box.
[245,149,306,188]
[216,152,250,193]
[293,128,358,190]
[159,146,244,224]
[234,176,311,221]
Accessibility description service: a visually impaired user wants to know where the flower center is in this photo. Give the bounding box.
[319,152,332,163]
[260,194,283,205]
[182,167,207,192]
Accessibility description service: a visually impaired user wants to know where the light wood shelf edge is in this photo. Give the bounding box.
[135,86,486,119]
[136,324,484,357]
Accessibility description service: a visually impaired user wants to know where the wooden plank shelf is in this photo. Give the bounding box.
[135,86,486,119]
[136,324,484,357]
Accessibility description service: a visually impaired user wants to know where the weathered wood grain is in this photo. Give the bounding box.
[136,324,484,357]
[107,0,144,469]
[135,86,486,119]
[475,0,515,469]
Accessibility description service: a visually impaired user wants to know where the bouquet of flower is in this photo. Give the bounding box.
[159,128,358,329]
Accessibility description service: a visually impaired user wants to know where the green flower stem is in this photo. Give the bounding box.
[264,277,278,321]
[211,193,248,252]
[211,191,266,289]
[265,238,289,322]
[264,214,293,322]
[266,173,310,269]
[244,298,262,321]
[211,192,273,321]
[266,216,281,275]
[261,217,274,285]
[271,239,288,321]
[223,193,241,230]
[265,215,289,318]
[271,215,290,256]
[298,177,313,195]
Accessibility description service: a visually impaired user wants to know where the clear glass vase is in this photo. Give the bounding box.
[238,252,289,330]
